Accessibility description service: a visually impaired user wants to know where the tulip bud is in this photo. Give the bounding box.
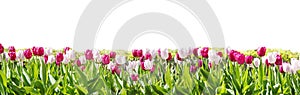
[85,49,93,60]
[56,53,64,66]
[198,60,203,67]
[8,52,16,61]
[257,47,266,57]
[44,55,48,64]
[110,51,116,58]
[101,54,110,65]
[200,47,209,58]
[132,49,138,57]
[23,48,32,59]
[0,43,4,54]
[235,53,245,64]
[8,46,15,52]
[245,56,254,64]
[275,55,283,65]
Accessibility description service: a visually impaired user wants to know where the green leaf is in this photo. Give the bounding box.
[0,71,7,87]
[40,63,48,85]
[75,84,88,95]
[46,77,62,94]
[165,65,172,89]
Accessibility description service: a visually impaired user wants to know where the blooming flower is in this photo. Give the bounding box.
[8,46,15,52]
[166,53,172,61]
[228,50,237,62]
[111,65,121,75]
[92,49,101,62]
[257,47,267,57]
[132,49,138,57]
[0,43,4,54]
[275,55,282,65]
[44,48,52,56]
[8,52,16,61]
[190,65,197,73]
[130,73,139,81]
[199,47,209,58]
[235,53,245,64]
[110,51,116,58]
[141,59,153,70]
[245,56,254,64]
[56,53,64,66]
[137,49,143,57]
[63,47,71,54]
[253,58,260,67]
[208,50,221,65]
[44,55,48,64]
[282,62,292,73]
[47,55,55,64]
[16,50,24,60]
[267,52,278,64]
[160,49,169,60]
[115,55,126,65]
[178,48,188,59]
[198,60,203,67]
[85,49,93,60]
[101,54,110,65]
[193,48,199,56]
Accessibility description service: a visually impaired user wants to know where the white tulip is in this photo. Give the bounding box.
[160,49,169,60]
[16,50,24,60]
[116,55,126,64]
[253,58,260,67]
[79,56,86,65]
[282,62,292,73]
[66,50,75,60]
[47,55,55,64]
[44,48,53,55]
[208,50,221,65]
[178,48,187,59]
[144,59,153,70]
[92,49,101,62]
[267,52,278,64]
[127,61,139,73]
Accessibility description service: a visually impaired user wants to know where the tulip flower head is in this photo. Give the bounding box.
[199,47,209,58]
[110,51,116,58]
[56,53,64,66]
[101,54,110,65]
[257,47,267,57]
[193,48,199,56]
[8,52,16,61]
[8,46,15,52]
[0,43,4,54]
[253,58,260,67]
[160,49,169,60]
[115,55,126,65]
[245,56,254,64]
[85,49,93,60]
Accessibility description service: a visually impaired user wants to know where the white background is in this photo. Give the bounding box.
[0,0,300,51]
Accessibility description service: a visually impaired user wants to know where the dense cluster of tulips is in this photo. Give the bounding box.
[0,43,300,94]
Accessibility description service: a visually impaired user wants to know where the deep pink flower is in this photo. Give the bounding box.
[101,54,110,65]
[8,46,15,52]
[33,47,44,56]
[23,48,32,59]
[176,53,182,61]
[8,52,16,61]
[200,47,209,58]
[131,74,139,81]
[76,59,81,66]
[85,49,93,60]
[257,47,267,57]
[193,48,199,56]
[198,60,203,67]
[229,50,237,62]
[140,62,146,70]
[235,53,245,64]
[32,46,38,55]
[245,56,253,64]
[145,53,152,60]
[217,52,223,57]
[132,49,138,57]
[137,49,143,57]
[166,53,172,61]
[275,55,282,65]
[209,62,212,69]
[111,65,121,75]
[158,49,161,57]
[265,59,271,67]
[190,65,197,73]
[140,56,145,62]
[0,43,4,54]
[110,51,116,58]
[64,47,71,54]
[150,65,155,73]
[279,65,284,73]
[56,53,64,66]
[44,55,48,64]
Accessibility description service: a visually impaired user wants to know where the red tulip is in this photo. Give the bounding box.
[257,47,266,57]
[229,50,237,62]
[85,49,93,60]
[193,48,199,56]
[140,62,146,70]
[44,55,48,64]
[217,52,223,57]
[176,53,182,61]
[56,53,64,66]
[131,74,138,81]
[235,53,245,64]
[198,60,203,67]
[245,56,253,64]
[110,51,116,58]
[275,55,282,65]
[132,49,138,57]
[145,53,152,60]
[166,53,172,61]
[0,43,4,54]
[101,54,110,65]
[200,47,209,58]
[157,49,161,57]
[8,52,16,61]
[279,65,284,73]
[23,48,32,59]
[63,47,71,54]
[8,46,15,52]
[137,49,143,57]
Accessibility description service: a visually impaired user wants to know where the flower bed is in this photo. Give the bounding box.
[0,44,300,94]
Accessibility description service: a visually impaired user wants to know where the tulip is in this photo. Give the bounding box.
[63,47,71,54]
[199,47,209,58]
[150,65,155,73]
[144,59,153,70]
[208,62,212,69]
[157,49,161,57]
[176,53,182,61]
[198,60,203,67]
[80,66,86,71]
[85,49,93,60]
[279,65,284,73]
[8,52,16,61]
[140,62,146,70]
[110,51,116,58]
[229,50,237,62]
[23,49,32,59]
[92,49,101,62]
[32,46,38,55]
[145,53,152,60]
[37,47,44,56]
[111,65,121,75]
[217,52,223,57]
[193,48,199,56]
[130,74,139,81]
[282,62,292,73]
[0,43,4,54]
[44,55,48,63]
[275,55,282,65]
[8,46,15,52]
[137,49,143,57]
[66,50,75,60]
[235,53,245,64]
[253,58,260,67]
[139,56,145,62]
[208,50,221,65]
[132,49,138,57]
[245,56,254,64]
[257,47,266,57]
[178,48,187,59]
[160,49,169,60]
[166,53,172,61]
[44,48,52,56]
[115,55,126,65]
[101,54,110,65]
[127,61,139,72]
[267,52,277,64]
[56,53,64,66]
[76,59,81,66]
[190,65,197,73]
[79,56,86,65]
[47,55,55,64]
[16,50,24,60]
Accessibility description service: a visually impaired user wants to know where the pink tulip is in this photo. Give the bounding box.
[137,49,143,57]
[111,65,121,75]
[101,54,110,65]
[190,65,197,73]
[0,43,4,54]
[56,53,64,66]
[229,50,237,62]
[44,55,48,64]
[279,65,284,73]
[63,47,71,54]
[8,52,16,61]
[257,47,266,57]
[193,48,199,56]
[235,53,245,64]
[131,74,139,81]
[8,46,15,52]
[110,51,116,58]
[145,53,152,60]
[198,60,203,67]
[275,55,282,65]
[200,47,209,58]
[23,48,32,59]
[85,49,93,60]
[245,56,253,64]
[132,49,138,57]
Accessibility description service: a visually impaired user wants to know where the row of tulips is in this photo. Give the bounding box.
[0,43,300,94]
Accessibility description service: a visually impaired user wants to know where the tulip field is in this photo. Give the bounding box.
[1,44,300,94]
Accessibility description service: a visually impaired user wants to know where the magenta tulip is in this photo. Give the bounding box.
[110,51,116,58]
[176,53,182,61]
[8,52,16,61]
[257,47,266,57]
[8,46,15,52]
[101,54,110,65]
[137,49,143,57]
[63,47,71,54]
[275,55,282,65]
[111,65,121,75]
[279,65,284,73]
[132,49,138,57]
[131,74,139,81]
[200,47,209,58]
[167,53,172,61]
[193,48,199,56]
[198,60,203,67]
[44,55,48,63]
[23,48,32,59]
[56,53,64,65]
[190,65,197,73]
[245,56,253,64]
[235,53,245,64]
[85,49,93,60]
[0,43,4,54]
